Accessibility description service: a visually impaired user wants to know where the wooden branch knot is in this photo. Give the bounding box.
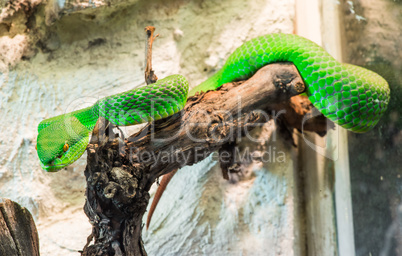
[104,167,138,201]
[294,81,305,93]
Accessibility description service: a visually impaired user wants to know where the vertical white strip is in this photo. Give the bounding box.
[295,0,322,45]
[296,0,356,255]
[295,1,338,256]
[321,1,356,255]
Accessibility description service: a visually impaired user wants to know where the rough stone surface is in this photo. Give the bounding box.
[143,123,299,255]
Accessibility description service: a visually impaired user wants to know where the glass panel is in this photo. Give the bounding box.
[340,1,402,255]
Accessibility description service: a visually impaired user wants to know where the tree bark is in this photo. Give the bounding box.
[81,62,330,255]
[0,198,40,256]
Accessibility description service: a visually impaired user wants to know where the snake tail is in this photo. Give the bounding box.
[146,168,179,229]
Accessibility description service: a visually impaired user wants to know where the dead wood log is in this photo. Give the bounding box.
[0,198,40,256]
[81,62,331,255]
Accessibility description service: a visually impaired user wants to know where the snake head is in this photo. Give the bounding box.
[36,116,91,172]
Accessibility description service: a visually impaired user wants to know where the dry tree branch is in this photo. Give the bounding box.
[81,61,330,255]
[81,25,331,256]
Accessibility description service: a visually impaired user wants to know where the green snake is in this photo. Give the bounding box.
[36,33,390,172]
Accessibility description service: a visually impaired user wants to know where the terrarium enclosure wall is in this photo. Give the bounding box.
[0,0,400,255]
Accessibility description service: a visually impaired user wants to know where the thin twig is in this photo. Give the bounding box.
[144,26,159,85]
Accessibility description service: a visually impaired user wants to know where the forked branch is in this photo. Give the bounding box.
[82,62,330,256]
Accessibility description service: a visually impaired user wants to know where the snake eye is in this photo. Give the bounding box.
[63,143,69,152]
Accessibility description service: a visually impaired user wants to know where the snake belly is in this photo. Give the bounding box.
[36,33,390,172]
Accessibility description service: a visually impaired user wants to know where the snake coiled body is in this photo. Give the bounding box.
[36,33,390,171]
